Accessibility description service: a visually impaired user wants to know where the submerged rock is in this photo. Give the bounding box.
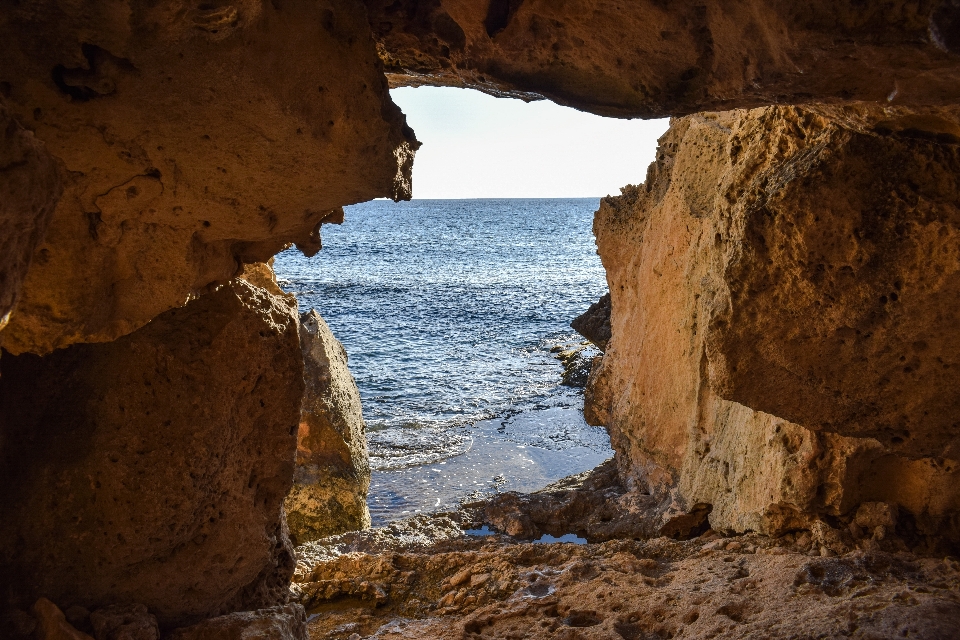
[0,280,303,627]
[284,310,371,544]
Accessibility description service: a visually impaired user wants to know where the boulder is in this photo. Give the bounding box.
[31,599,93,640]
[571,293,611,351]
[0,0,417,355]
[166,604,307,640]
[0,280,304,627]
[284,310,371,544]
[587,105,960,543]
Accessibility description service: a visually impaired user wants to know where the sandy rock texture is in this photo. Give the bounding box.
[586,105,960,543]
[291,510,960,640]
[0,0,418,355]
[0,280,303,628]
[168,604,307,640]
[285,310,372,544]
[0,101,61,336]
[368,0,960,117]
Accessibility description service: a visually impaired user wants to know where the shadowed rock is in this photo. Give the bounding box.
[0,280,303,627]
[571,293,611,352]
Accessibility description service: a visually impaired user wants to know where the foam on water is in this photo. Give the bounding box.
[274,198,614,524]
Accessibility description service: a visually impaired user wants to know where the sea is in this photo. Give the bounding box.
[274,198,614,525]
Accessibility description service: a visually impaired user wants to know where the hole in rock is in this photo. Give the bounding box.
[275,87,668,526]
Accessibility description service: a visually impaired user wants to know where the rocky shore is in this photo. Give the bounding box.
[292,463,960,639]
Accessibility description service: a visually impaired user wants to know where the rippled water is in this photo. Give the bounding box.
[274,198,613,523]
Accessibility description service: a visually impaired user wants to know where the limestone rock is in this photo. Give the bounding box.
[167,604,307,640]
[285,310,371,544]
[0,101,61,338]
[369,0,960,117]
[31,599,94,640]
[571,293,611,351]
[587,105,960,542]
[89,604,158,640]
[0,0,417,355]
[0,280,303,627]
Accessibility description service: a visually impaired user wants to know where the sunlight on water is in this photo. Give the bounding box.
[275,198,614,523]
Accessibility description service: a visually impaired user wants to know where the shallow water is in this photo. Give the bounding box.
[274,198,613,524]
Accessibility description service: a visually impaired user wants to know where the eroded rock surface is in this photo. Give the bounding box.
[369,0,960,117]
[167,604,307,640]
[290,500,960,640]
[0,102,61,337]
[587,105,960,544]
[285,310,371,544]
[0,0,417,355]
[0,280,303,627]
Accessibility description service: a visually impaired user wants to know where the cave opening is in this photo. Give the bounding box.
[274,86,668,527]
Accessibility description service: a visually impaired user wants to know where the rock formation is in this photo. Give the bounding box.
[4,0,960,636]
[0,104,61,337]
[586,105,960,547]
[289,489,960,640]
[571,293,611,351]
[167,604,307,640]
[0,280,303,628]
[285,310,371,544]
[0,0,418,356]
[368,0,960,117]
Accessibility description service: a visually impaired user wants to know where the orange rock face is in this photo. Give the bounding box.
[587,106,960,542]
[369,0,960,117]
[0,0,417,355]
[0,280,303,627]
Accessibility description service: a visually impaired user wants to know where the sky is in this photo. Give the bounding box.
[390,86,669,199]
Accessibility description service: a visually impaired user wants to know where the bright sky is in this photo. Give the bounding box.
[391,87,669,199]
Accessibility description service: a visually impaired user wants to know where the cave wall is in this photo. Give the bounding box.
[586,105,960,543]
[0,280,303,628]
[0,0,418,356]
[367,0,960,117]
[3,0,960,633]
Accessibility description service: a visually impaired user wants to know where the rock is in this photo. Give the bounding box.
[284,310,371,545]
[587,105,960,543]
[0,0,417,355]
[290,507,960,640]
[571,293,611,351]
[167,604,307,640]
[369,0,960,117]
[1,609,37,639]
[31,598,94,640]
[0,101,61,340]
[0,280,303,627]
[89,604,158,640]
[855,502,899,531]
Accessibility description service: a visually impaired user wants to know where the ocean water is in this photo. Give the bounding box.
[274,199,613,524]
